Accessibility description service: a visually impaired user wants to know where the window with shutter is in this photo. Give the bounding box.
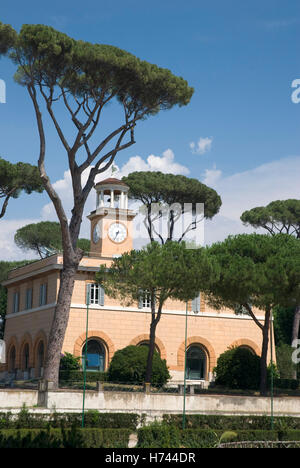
[39,284,47,306]
[87,283,105,306]
[13,292,20,313]
[138,290,152,309]
[25,288,33,310]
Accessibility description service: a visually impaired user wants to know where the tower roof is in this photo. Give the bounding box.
[95,177,128,187]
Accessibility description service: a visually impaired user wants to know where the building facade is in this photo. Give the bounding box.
[0,178,269,384]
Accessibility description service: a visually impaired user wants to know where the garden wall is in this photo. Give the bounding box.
[1,388,300,418]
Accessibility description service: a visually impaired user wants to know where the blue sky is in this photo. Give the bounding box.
[0,0,299,259]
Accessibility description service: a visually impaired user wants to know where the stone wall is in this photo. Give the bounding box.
[0,388,300,418]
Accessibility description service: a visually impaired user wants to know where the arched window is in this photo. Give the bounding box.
[82,339,105,372]
[22,343,30,371]
[9,346,16,373]
[186,345,206,380]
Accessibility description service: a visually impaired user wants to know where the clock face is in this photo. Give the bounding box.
[108,223,127,243]
[93,222,101,243]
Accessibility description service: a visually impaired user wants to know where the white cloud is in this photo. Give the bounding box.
[1,153,299,260]
[259,18,300,30]
[190,137,213,155]
[0,218,40,261]
[41,149,190,238]
[203,155,300,245]
[116,149,190,178]
[203,165,222,187]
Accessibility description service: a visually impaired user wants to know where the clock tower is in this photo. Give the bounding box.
[87,178,136,257]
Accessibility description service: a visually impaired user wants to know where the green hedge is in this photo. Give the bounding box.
[162,414,300,430]
[0,409,141,431]
[0,428,131,448]
[3,410,300,432]
[274,379,299,390]
[137,423,181,448]
[59,370,108,382]
[137,425,300,448]
[2,426,300,448]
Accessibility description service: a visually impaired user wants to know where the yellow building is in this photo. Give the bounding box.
[0,178,268,385]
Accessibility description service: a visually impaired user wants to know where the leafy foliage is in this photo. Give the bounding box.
[213,346,261,390]
[0,428,131,448]
[59,352,81,371]
[0,409,140,430]
[97,241,216,384]
[14,221,90,258]
[0,21,194,385]
[275,343,297,379]
[272,305,295,345]
[137,422,181,448]
[204,233,300,394]
[107,345,170,386]
[204,234,300,312]
[0,157,43,219]
[241,199,300,237]
[122,171,221,242]
[0,22,17,55]
[97,241,214,306]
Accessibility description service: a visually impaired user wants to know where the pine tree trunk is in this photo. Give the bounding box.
[260,309,271,396]
[145,320,157,385]
[43,262,78,388]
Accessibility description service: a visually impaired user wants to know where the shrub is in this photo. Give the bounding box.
[59,352,81,371]
[163,414,300,430]
[180,429,220,448]
[138,426,294,448]
[59,370,108,383]
[0,428,131,448]
[0,411,141,430]
[214,346,260,390]
[107,345,170,386]
[273,379,299,390]
[137,422,180,448]
[275,344,297,379]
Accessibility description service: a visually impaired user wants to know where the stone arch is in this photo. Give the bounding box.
[230,339,260,356]
[6,336,19,372]
[177,336,217,378]
[73,331,115,370]
[129,334,167,361]
[33,330,48,378]
[19,333,34,371]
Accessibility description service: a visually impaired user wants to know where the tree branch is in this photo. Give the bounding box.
[27,83,75,261]
[244,302,264,330]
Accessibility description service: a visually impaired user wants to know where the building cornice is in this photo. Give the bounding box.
[5,301,266,322]
[5,302,56,319]
[1,261,112,287]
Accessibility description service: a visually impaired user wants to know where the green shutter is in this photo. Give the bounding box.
[138,289,143,309]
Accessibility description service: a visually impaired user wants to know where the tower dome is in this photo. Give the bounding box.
[94,178,129,210]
